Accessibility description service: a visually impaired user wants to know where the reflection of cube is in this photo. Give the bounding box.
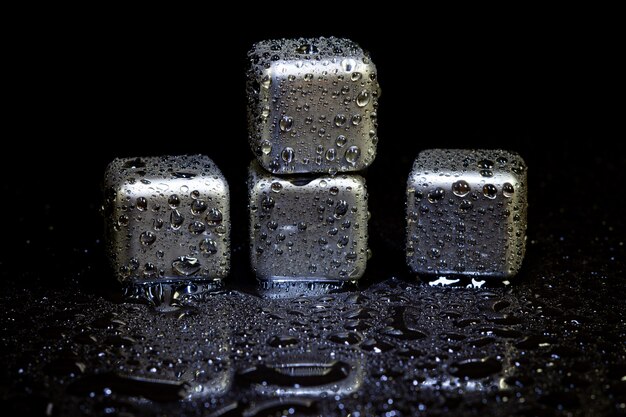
[246,37,380,175]
[406,149,528,278]
[104,155,230,284]
[248,162,369,282]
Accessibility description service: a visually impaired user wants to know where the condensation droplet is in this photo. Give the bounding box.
[345,146,361,165]
[281,147,295,163]
[139,231,156,246]
[356,90,370,107]
[188,221,206,234]
[261,140,272,155]
[206,208,223,226]
[334,200,349,218]
[136,197,147,211]
[428,188,445,203]
[271,182,283,192]
[191,199,207,215]
[503,182,515,197]
[452,180,471,197]
[334,114,347,127]
[168,194,180,208]
[279,116,293,132]
[483,184,498,199]
[170,210,184,229]
[199,238,218,254]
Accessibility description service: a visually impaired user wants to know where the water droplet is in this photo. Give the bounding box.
[478,159,494,169]
[171,256,201,276]
[206,208,223,226]
[325,148,336,161]
[281,147,295,163]
[188,221,206,234]
[351,114,362,125]
[329,186,339,196]
[139,231,156,246]
[190,199,207,214]
[298,222,307,231]
[268,335,299,348]
[428,188,445,203]
[483,184,497,199]
[334,200,349,218]
[449,357,502,378]
[480,169,493,177]
[261,140,272,155]
[336,135,347,147]
[199,238,218,254]
[452,180,471,197]
[503,182,515,197]
[170,209,184,229]
[136,197,147,211]
[356,90,370,107]
[168,194,180,208]
[351,72,362,81]
[118,214,129,227]
[296,43,318,54]
[345,146,361,165]
[262,196,275,211]
[261,75,271,89]
[279,116,293,132]
[271,182,283,192]
[459,200,473,212]
[334,114,347,127]
[337,235,349,248]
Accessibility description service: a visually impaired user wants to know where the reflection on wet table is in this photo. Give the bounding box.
[2,276,624,416]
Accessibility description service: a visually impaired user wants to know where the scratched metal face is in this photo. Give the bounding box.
[248,161,369,282]
[406,149,528,278]
[103,155,230,284]
[246,37,380,175]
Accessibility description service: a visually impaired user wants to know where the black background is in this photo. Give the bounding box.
[3,15,624,289]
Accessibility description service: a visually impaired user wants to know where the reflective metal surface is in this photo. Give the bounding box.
[246,37,380,175]
[248,161,369,282]
[104,155,230,285]
[406,149,528,278]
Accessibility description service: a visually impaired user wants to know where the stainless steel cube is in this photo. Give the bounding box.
[104,155,230,285]
[246,37,380,175]
[406,149,528,278]
[248,161,369,282]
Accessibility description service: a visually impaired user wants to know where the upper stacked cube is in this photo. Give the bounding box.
[247,37,380,175]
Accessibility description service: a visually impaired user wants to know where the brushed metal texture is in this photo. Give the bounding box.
[406,149,527,278]
[104,155,230,284]
[247,37,380,175]
[249,161,369,282]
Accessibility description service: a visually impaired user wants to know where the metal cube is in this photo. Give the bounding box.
[104,155,230,284]
[248,161,369,282]
[406,149,527,278]
[246,37,380,175]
